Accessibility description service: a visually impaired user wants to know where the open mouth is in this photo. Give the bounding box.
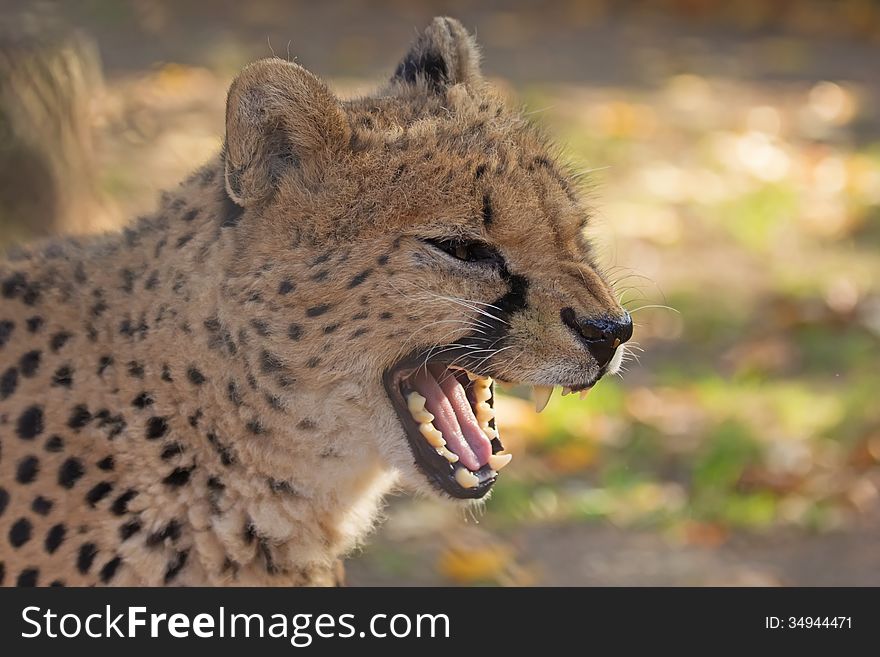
[383,355,510,499]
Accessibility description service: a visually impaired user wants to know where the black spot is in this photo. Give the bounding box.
[481,192,494,225]
[58,457,85,488]
[160,442,184,460]
[161,364,173,382]
[146,417,169,440]
[163,550,189,584]
[77,543,98,574]
[147,519,181,547]
[246,420,265,435]
[50,331,72,352]
[187,366,206,385]
[377,254,390,266]
[127,361,145,378]
[86,481,113,507]
[32,496,53,515]
[310,269,329,283]
[323,324,339,334]
[278,280,295,295]
[260,351,282,373]
[15,455,39,484]
[45,524,66,553]
[99,556,123,583]
[67,404,92,430]
[52,365,73,387]
[227,381,242,406]
[97,456,115,471]
[352,310,369,320]
[297,418,316,431]
[183,208,199,222]
[348,269,373,288]
[97,355,113,375]
[379,312,393,320]
[0,367,18,399]
[19,350,40,377]
[26,316,43,332]
[9,517,32,547]
[131,392,154,409]
[44,435,64,452]
[0,487,8,516]
[310,253,331,267]
[1,273,25,299]
[475,163,487,179]
[144,270,160,290]
[120,269,136,293]
[0,320,14,347]
[119,519,141,541]
[306,357,321,368]
[16,405,44,439]
[391,163,406,182]
[162,466,194,487]
[250,319,270,336]
[351,327,369,338]
[287,323,303,340]
[176,233,194,248]
[17,568,38,587]
[111,489,137,516]
[91,299,109,317]
[206,432,236,466]
[306,304,330,317]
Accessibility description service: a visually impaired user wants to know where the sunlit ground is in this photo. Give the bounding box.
[4,0,879,585]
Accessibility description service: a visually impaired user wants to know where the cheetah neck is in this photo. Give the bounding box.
[36,162,397,584]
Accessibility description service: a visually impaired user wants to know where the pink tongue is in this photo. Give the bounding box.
[409,365,492,472]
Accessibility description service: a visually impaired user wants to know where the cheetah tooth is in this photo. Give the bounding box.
[579,389,591,400]
[474,401,495,424]
[488,453,512,471]
[482,426,499,440]
[561,386,573,396]
[437,446,459,463]
[474,384,493,403]
[407,391,435,423]
[454,467,480,489]
[419,422,446,448]
[532,385,554,413]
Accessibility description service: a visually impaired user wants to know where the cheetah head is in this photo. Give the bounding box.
[220,17,632,501]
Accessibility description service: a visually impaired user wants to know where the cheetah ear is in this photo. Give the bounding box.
[391,17,482,91]
[223,58,351,207]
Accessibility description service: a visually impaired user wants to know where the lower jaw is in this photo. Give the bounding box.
[383,358,505,500]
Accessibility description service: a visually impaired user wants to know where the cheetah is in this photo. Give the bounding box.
[0,17,632,587]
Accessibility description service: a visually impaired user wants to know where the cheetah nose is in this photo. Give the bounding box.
[560,307,633,369]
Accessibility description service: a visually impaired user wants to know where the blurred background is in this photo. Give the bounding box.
[1,0,879,585]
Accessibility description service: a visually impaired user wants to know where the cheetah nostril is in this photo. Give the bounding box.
[560,307,633,369]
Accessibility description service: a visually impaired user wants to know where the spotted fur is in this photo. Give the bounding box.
[0,17,625,587]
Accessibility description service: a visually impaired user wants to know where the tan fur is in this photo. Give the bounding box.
[0,17,625,587]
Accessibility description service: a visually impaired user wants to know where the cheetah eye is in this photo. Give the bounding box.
[424,238,503,266]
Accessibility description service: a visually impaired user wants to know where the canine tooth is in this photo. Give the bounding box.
[488,453,512,471]
[419,422,446,447]
[561,387,572,396]
[454,467,480,489]
[532,385,553,413]
[579,389,591,400]
[483,426,498,440]
[466,371,481,381]
[437,446,459,463]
